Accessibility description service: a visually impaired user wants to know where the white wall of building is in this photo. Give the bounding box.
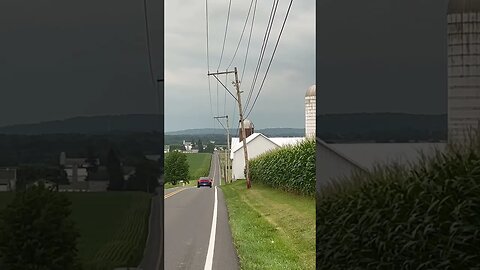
[231,134,280,180]
[66,168,88,182]
[316,139,365,191]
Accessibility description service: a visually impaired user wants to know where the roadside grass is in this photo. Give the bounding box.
[221,180,315,270]
[0,191,151,269]
[165,153,212,189]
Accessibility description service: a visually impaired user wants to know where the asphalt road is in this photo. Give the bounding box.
[164,152,239,270]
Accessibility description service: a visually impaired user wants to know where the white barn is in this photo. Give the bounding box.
[230,133,304,180]
[316,138,446,190]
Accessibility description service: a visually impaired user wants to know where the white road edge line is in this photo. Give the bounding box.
[204,155,219,270]
[204,187,218,270]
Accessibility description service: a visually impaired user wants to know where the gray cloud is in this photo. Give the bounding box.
[0,0,163,126]
[165,0,315,132]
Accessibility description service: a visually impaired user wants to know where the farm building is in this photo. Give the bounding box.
[0,168,16,192]
[316,138,446,190]
[230,133,304,180]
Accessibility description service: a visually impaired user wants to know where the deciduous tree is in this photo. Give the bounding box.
[0,184,80,270]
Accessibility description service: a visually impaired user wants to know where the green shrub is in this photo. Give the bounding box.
[249,139,315,196]
[316,143,480,269]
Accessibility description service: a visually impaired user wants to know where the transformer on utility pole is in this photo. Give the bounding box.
[208,67,251,189]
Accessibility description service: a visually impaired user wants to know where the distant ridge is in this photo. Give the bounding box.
[0,113,446,138]
[0,114,163,135]
[165,127,305,137]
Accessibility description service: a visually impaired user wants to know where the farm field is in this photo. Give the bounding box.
[0,191,151,269]
[164,152,212,189]
[186,153,212,179]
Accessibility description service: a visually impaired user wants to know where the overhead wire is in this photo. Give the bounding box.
[206,0,214,128]
[244,0,279,113]
[226,0,255,70]
[246,0,279,104]
[240,0,258,83]
[245,0,293,118]
[217,0,233,71]
[143,0,161,132]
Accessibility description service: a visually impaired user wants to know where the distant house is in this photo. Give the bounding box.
[59,152,92,182]
[0,168,16,192]
[230,133,305,180]
[182,140,193,151]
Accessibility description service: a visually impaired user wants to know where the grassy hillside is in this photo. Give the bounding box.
[186,153,212,180]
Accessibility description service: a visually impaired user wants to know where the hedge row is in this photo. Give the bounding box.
[316,143,480,269]
[249,139,315,196]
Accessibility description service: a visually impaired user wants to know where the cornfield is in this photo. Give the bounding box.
[249,139,315,196]
[316,140,480,269]
[84,195,151,269]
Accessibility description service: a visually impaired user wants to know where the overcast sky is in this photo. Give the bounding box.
[165,0,316,132]
[0,0,163,127]
[0,1,451,130]
[318,0,449,115]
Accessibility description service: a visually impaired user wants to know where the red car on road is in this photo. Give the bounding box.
[197,177,213,188]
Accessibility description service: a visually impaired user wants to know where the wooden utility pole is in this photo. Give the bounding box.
[214,115,231,184]
[226,115,230,184]
[208,67,251,188]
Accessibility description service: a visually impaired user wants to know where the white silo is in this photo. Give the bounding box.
[305,85,316,138]
[447,0,480,143]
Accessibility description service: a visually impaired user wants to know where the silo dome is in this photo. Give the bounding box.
[448,0,480,14]
[239,119,254,129]
[305,85,316,97]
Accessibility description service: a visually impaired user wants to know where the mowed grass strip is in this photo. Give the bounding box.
[0,191,151,269]
[221,180,315,270]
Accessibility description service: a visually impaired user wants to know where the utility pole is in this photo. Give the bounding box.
[208,67,251,189]
[214,115,230,184]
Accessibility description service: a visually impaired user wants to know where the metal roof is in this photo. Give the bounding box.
[448,0,480,14]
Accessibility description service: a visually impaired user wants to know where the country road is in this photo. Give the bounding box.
[164,152,239,270]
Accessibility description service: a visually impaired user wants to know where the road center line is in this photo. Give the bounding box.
[164,187,188,199]
[204,186,218,270]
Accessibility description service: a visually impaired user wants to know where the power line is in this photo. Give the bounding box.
[206,0,214,127]
[217,0,233,70]
[143,0,155,86]
[246,0,293,118]
[240,0,259,83]
[244,0,280,112]
[226,0,255,70]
